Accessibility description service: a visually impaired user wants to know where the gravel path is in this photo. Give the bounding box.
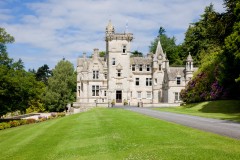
[123,107,240,139]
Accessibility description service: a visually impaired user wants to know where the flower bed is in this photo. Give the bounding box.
[0,112,66,130]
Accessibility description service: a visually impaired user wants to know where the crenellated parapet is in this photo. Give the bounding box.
[105,33,133,42]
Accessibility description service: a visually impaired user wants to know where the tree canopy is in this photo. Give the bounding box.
[181,1,240,102]
[131,50,143,57]
[0,27,45,116]
[36,64,52,85]
[43,60,76,112]
[149,27,182,65]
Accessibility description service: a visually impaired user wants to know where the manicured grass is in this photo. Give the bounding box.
[155,100,240,122]
[0,108,240,160]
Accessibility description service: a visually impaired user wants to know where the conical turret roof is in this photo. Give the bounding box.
[155,40,164,56]
[153,40,165,61]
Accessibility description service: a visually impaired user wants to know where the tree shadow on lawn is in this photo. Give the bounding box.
[198,100,240,122]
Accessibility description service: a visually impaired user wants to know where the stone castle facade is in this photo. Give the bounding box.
[73,21,197,107]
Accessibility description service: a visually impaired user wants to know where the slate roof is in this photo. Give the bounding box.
[130,57,152,65]
[168,67,186,80]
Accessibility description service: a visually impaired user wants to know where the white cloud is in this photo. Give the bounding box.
[0,0,225,69]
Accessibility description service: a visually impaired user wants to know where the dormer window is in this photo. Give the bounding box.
[93,70,99,79]
[146,65,151,71]
[176,77,181,85]
[123,45,126,53]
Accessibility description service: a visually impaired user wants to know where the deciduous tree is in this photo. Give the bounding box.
[43,60,76,112]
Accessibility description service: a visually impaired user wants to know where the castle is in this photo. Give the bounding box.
[73,21,197,107]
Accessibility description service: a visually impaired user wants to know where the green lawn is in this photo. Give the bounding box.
[155,100,240,122]
[0,108,240,160]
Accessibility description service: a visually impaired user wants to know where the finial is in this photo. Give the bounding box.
[125,19,128,33]
[82,52,86,59]
[187,52,193,61]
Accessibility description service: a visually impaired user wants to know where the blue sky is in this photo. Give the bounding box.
[0,0,225,70]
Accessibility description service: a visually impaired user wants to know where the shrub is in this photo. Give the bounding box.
[0,122,11,130]
[111,100,115,106]
[57,112,65,117]
[47,116,53,119]
[37,116,47,122]
[9,120,20,127]
[19,119,27,125]
[124,99,128,106]
[26,118,36,124]
[51,113,57,118]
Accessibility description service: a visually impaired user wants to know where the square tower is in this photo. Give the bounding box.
[105,21,133,104]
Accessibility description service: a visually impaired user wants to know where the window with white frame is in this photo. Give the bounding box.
[132,65,135,71]
[146,78,152,86]
[139,64,143,71]
[146,65,151,71]
[176,77,181,85]
[104,90,107,96]
[147,91,152,99]
[174,92,181,101]
[137,91,142,99]
[93,71,99,79]
[92,85,100,96]
[112,58,116,65]
[104,73,107,79]
[136,78,139,86]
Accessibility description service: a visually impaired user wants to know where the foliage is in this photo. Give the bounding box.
[0,27,14,67]
[99,51,105,57]
[123,99,128,105]
[8,120,20,127]
[181,49,226,102]
[111,99,115,105]
[181,1,240,102]
[149,27,182,65]
[19,119,27,125]
[0,28,45,117]
[26,99,45,113]
[35,64,52,85]
[131,50,143,57]
[180,4,227,66]
[224,1,240,86]
[0,112,66,130]
[0,122,10,130]
[56,112,66,117]
[43,60,76,112]
[0,67,45,116]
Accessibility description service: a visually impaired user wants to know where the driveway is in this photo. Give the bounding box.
[123,107,240,139]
